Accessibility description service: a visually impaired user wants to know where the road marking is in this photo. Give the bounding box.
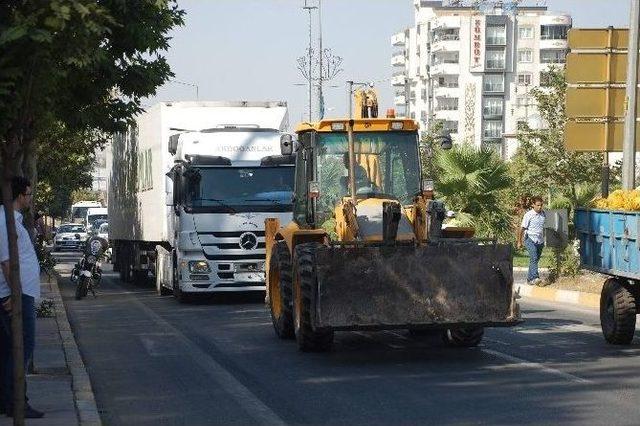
[482,348,592,384]
[130,296,286,425]
[514,322,601,334]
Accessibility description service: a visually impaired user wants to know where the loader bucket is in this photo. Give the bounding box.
[312,242,517,331]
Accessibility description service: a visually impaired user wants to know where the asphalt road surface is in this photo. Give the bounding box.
[54,253,640,426]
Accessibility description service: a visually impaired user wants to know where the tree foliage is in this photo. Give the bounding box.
[432,144,513,241]
[509,68,603,210]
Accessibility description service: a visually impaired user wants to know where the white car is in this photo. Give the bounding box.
[53,223,89,252]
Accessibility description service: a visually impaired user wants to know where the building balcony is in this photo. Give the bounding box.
[394,94,406,105]
[391,73,406,86]
[540,14,572,27]
[482,109,504,120]
[391,54,405,66]
[434,109,459,122]
[431,16,461,30]
[431,62,459,76]
[431,38,460,53]
[433,85,459,98]
[391,32,406,47]
[486,37,507,47]
[540,38,569,50]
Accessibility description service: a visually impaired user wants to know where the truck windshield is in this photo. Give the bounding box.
[315,131,421,219]
[185,166,294,213]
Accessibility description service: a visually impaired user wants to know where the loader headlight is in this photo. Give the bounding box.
[188,260,211,273]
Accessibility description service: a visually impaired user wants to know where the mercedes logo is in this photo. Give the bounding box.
[239,232,258,250]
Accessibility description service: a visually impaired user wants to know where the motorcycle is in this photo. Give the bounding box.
[73,236,108,300]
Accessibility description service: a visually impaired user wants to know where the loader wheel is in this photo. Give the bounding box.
[442,327,484,347]
[293,243,333,352]
[600,278,637,345]
[268,241,295,339]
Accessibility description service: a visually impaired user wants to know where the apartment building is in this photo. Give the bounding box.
[391,0,571,158]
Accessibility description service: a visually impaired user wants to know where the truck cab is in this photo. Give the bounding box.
[158,128,294,297]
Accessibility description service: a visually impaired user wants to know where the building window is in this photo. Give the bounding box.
[518,49,533,63]
[421,89,427,100]
[486,49,506,70]
[443,120,459,133]
[486,25,507,45]
[437,76,458,88]
[483,97,503,116]
[540,71,553,87]
[516,95,530,107]
[436,98,458,111]
[433,28,459,42]
[517,73,532,85]
[484,120,503,138]
[484,74,504,92]
[540,49,567,64]
[518,26,533,39]
[541,25,568,40]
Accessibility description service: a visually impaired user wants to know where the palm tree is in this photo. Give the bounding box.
[433,144,513,241]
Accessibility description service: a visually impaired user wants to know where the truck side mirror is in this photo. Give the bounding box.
[280,134,295,156]
[169,134,180,155]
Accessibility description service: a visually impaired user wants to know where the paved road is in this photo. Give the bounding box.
[54,253,640,425]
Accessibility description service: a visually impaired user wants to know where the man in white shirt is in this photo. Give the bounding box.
[516,196,546,285]
[0,176,44,419]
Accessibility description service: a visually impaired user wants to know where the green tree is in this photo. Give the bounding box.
[434,144,513,241]
[509,67,603,210]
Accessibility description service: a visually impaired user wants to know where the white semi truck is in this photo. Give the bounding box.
[108,101,294,301]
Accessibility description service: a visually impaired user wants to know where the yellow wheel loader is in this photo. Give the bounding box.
[265,117,520,352]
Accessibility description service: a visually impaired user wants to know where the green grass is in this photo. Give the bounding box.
[513,247,554,268]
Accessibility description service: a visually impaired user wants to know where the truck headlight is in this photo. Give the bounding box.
[188,260,211,273]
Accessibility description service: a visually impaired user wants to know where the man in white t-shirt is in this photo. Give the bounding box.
[0,176,44,419]
[517,196,546,285]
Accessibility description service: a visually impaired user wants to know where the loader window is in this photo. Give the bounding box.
[315,131,420,224]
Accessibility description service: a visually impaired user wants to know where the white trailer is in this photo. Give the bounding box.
[108,101,294,301]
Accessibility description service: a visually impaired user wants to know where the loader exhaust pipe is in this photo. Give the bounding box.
[347,119,357,203]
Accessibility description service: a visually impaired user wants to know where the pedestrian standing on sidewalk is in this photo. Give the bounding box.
[0,176,45,419]
[516,196,546,285]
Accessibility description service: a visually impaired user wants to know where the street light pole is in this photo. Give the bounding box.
[622,0,640,189]
[302,0,317,121]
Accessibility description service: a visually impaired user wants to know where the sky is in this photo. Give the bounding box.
[146,0,632,128]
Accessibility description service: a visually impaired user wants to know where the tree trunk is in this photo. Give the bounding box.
[1,161,26,426]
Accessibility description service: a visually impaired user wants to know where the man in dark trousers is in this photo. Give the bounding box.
[0,176,44,418]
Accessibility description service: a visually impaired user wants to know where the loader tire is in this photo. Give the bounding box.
[293,243,333,352]
[268,241,295,339]
[442,327,484,347]
[600,278,636,345]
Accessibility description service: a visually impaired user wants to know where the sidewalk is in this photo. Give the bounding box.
[0,272,101,425]
[513,267,600,309]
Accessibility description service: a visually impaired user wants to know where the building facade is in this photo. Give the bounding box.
[391,0,571,158]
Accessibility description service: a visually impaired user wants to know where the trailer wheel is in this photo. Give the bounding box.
[293,243,333,352]
[600,278,636,345]
[132,270,148,284]
[442,327,484,347]
[268,241,294,339]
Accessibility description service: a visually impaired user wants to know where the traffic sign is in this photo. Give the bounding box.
[566,87,640,118]
[568,28,628,50]
[564,27,639,152]
[566,121,640,151]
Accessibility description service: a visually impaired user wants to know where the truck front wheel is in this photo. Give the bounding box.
[292,243,333,352]
[268,241,294,339]
[600,278,636,345]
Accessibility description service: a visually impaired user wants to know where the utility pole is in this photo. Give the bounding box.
[622,0,640,189]
[317,0,323,119]
[302,0,317,121]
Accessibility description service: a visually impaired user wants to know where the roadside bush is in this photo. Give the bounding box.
[547,240,581,283]
[36,299,55,318]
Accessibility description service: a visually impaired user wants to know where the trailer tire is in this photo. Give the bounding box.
[293,243,333,352]
[132,270,148,284]
[600,278,636,345]
[268,241,295,339]
[442,327,484,347]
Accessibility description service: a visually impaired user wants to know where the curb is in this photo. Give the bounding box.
[49,270,102,426]
[514,282,600,309]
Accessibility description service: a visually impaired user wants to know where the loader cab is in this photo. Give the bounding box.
[293,119,422,230]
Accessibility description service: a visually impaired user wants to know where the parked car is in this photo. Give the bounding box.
[52,223,89,252]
